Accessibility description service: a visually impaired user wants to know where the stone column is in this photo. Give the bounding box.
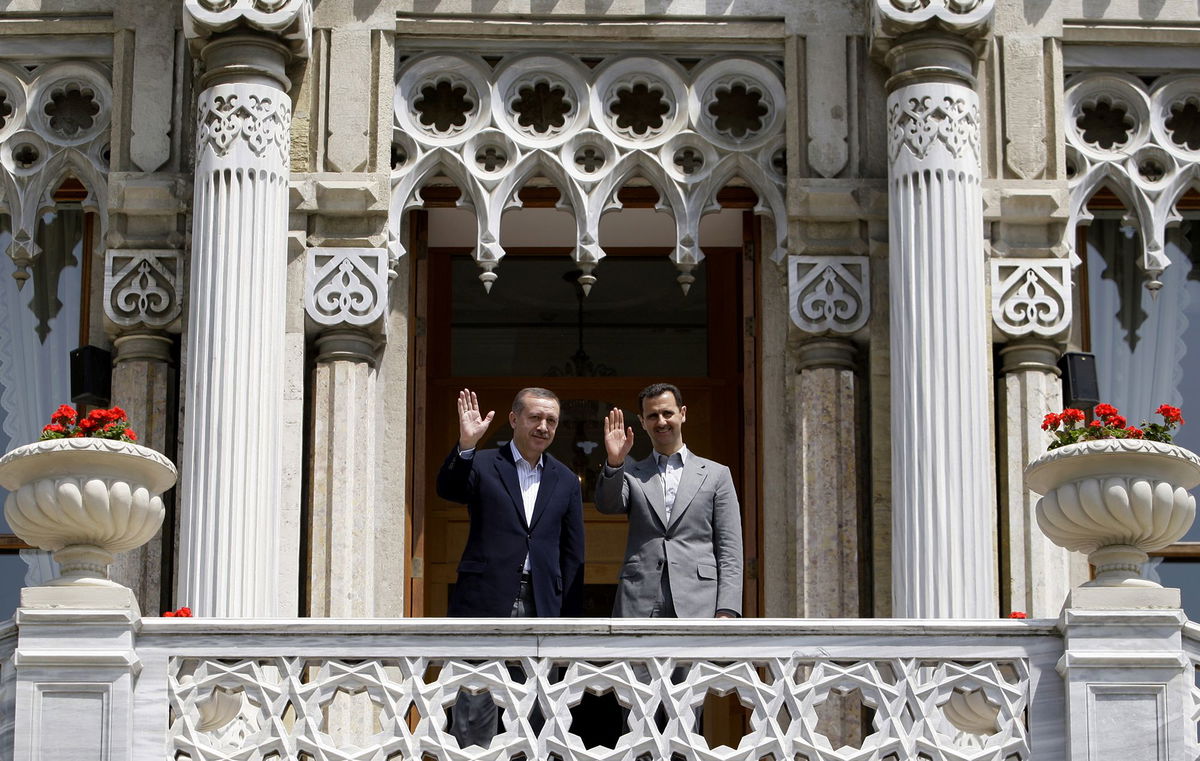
[303,246,389,617]
[786,249,871,620]
[872,0,997,618]
[989,255,1087,616]
[178,1,311,617]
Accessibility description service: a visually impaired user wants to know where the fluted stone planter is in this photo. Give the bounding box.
[0,438,177,586]
[1025,439,1200,587]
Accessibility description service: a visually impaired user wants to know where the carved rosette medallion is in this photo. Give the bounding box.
[990,258,1070,338]
[788,256,870,334]
[104,249,182,329]
[0,61,111,286]
[304,247,389,328]
[196,84,292,170]
[390,53,787,294]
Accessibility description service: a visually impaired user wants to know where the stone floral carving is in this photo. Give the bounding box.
[990,258,1070,338]
[0,438,177,585]
[0,61,110,287]
[104,249,182,329]
[888,95,981,162]
[390,53,787,294]
[197,88,292,166]
[1065,73,1200,290]
[304,247,388,328]
[1025,439,1200,587]
[872,0,995,41]
[788,256,870,334]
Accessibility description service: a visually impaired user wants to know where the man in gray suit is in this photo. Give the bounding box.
[596,383,743,618]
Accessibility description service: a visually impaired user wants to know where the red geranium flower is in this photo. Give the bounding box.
[1125,427,1145,438]
[1041,413,1061,431]
[1061,408,1086,424]
[1158,404,1185,425]
[1094,403,1119,419]
[1008,611,1027,619]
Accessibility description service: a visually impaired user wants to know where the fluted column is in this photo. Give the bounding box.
[873,0,996,618]
[178,1,311,616]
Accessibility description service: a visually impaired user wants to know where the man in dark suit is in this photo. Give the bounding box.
[437,386,585,748]
[597,382,742,618]
[437,387,585,616]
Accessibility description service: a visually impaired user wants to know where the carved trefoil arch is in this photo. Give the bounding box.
[389,52,788,293]
[1065,72,1200,290]
[0,60,111,287]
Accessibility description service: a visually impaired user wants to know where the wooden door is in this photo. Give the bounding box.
[409,240,755,618]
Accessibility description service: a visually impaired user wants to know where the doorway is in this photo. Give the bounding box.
[407,199,761,619]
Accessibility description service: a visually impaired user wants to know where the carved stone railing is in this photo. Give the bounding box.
[136,619,1064,761]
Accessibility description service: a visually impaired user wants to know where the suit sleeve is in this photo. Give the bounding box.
[436,447,475,505]
[713,466,744,615]
[594,462,631,514]
[560,478,586,616]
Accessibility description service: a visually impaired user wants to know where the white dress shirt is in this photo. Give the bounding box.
[655,445,688,521]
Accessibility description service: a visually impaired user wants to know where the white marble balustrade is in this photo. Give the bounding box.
[116,619,1068,761]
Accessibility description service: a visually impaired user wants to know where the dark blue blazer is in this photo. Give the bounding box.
[436,445,585,617]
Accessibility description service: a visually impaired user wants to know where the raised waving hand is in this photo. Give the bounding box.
[603,407,635,467]
[457,388,495,451]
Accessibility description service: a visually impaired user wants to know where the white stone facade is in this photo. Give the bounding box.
[1,0,1200,757]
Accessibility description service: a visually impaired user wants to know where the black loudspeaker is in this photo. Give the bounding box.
[70,345,113,408]
[1058,351,1100,410]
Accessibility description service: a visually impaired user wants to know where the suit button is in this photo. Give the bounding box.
[657,560,663,569]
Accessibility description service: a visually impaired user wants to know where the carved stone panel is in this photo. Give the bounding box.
[788,255,870,334]
[304,247,389,328]
[990,258,1070,339]
[103,249,182,330]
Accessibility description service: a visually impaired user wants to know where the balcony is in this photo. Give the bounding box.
[5,604,1198,761]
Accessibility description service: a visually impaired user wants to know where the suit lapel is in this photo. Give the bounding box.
[528,454,558,531]
[495,445,528,529]
[634,456,669,529]
[668,456,708,530]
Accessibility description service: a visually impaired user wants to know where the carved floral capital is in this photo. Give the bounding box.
[871,0,995,44]
[304,247,388,330]
[183,0,312,59]
[788,256,870,335]
[990,258,1070,339]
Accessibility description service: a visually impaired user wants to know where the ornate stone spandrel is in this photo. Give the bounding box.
[0,60,112,286]
[990,258,1070,339]
[788,255,870,335]
[872,0,996,46]
[304,247,388,329]
[104,249,182,330]
[183,0,313,59]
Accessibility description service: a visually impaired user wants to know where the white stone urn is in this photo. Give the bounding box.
[0,438,177,586]
[1025,439,1200,587]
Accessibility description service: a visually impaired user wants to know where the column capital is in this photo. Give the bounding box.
[183,0,312,60]
[113,331,175,364]
[794,338,859,373]
[997,339,1061,376]
[314,328,379,366]
[871,0,995,52]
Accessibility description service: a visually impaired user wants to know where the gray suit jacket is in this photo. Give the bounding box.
[595,451,743,617]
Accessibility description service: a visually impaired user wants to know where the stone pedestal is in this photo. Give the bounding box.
[12,604,140,761]
[1058,587,1196,761]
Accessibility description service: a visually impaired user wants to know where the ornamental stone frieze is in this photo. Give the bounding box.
[888,94,980,164]
[390,53,787,294]
[196,87,292,168]
[1065,73,1200,290]
[788,256,870,335]
[989,258,1070,339]
[183,0,313,59]
[0,61,111,287]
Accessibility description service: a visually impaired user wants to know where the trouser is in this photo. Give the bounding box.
[450,575,536,748]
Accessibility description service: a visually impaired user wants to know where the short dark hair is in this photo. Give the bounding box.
[513,387,559,414]
[638,383,683,411]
